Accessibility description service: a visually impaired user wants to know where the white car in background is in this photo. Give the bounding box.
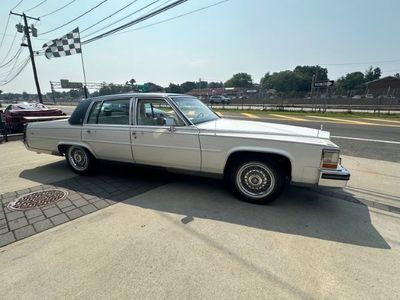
[24,93,350,204]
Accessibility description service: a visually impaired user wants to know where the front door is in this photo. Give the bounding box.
[82,98,133,162]
[131,98,201,171]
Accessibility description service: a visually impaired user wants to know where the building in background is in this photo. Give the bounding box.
[365,76,400,97]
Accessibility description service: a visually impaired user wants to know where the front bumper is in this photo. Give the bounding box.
[318,164,350,188]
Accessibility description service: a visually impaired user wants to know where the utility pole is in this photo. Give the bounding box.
[10,12,43,103]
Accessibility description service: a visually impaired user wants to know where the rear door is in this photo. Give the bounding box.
[82,98,134,162]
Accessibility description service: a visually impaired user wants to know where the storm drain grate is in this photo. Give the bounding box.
[7,189,68,211]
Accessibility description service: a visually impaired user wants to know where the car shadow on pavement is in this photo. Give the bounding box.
[19,160,390,250]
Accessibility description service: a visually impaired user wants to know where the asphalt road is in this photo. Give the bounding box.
[58,105,400,163]
[221,113,400,163]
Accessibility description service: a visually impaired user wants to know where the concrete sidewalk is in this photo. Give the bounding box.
[0,141,74,194]
[314,155,400,213]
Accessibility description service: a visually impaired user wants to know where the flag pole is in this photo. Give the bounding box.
[78,29,88,99]
[80,49,88,99]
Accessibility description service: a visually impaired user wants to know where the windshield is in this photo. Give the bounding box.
[171,96,219,125]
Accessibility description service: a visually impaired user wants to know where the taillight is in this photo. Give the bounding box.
[321,149,340,169]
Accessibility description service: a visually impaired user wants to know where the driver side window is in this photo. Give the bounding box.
[137,99,185,126]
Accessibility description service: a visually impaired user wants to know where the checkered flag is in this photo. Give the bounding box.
[42,27,81,59]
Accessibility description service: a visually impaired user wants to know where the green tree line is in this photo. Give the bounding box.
[1,65,395,100]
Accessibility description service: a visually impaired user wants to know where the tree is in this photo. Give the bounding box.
[364,66,381,82]
[126,78,136,91]
[260,72,271,90]
[294,65,328,81]
[69,89,82,98]
[180,81,197,93]
[22,92,29,100]
[145,82,164,92]
[336,72,365,92]
[166,83,182,93]
[260,70,309,92]
[224,73,253,88]
[199,81,208,89]
[395,73,400,79]
[208,81,223,88]
[99,82,131,96]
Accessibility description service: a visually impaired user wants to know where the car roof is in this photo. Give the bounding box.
[87,92,190,102]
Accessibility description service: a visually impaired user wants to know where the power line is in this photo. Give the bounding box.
[82,0,188,45]
[24,0,48,13]
[80,0,140,33]
[0,47,23,69]
[39,0,77,18]
[0,15,12,54]
[0,42,25,78]
[39,0,109,36]
[0,30,18,65]
[81,0,162,38]
[11,0,25,11]
[0,56,31,86]
[117,0,230,36]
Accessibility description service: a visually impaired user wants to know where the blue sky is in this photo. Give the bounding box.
[1,0,400,93]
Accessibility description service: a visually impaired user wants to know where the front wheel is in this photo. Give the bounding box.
[66,146,95,175]
[229,160,285,204]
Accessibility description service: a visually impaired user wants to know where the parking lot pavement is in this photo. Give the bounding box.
[1,141,400,298]
[0,141,74,194]
[0,180,400,299]
[315,155,400,213]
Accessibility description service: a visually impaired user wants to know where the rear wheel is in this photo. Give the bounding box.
[66,146,95,175]
[229,159,285,204]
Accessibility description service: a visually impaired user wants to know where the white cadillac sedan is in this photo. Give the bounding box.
[24,93,350,204]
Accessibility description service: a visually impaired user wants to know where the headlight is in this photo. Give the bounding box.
[321,149,340,169]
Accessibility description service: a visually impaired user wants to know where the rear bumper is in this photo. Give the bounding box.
[318,165,350,188]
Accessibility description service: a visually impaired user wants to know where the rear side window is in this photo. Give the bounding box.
[69,99,93,125]
[87,99,130,125]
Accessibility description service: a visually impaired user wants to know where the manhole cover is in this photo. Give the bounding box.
[7,189,68,211]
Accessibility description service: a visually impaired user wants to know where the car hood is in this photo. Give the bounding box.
[196,118,330,139]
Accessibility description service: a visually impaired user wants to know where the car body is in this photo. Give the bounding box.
[209,95,231,104]
[3,102,65,133]
[24,93,350,204]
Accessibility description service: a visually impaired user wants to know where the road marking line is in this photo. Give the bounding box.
[269,114,307,121]
[308,116,375,125]
[241,112,260,119]
[363,118,400,124]
[331,135,400,145]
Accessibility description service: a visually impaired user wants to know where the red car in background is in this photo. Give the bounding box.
[1,102,65,133]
